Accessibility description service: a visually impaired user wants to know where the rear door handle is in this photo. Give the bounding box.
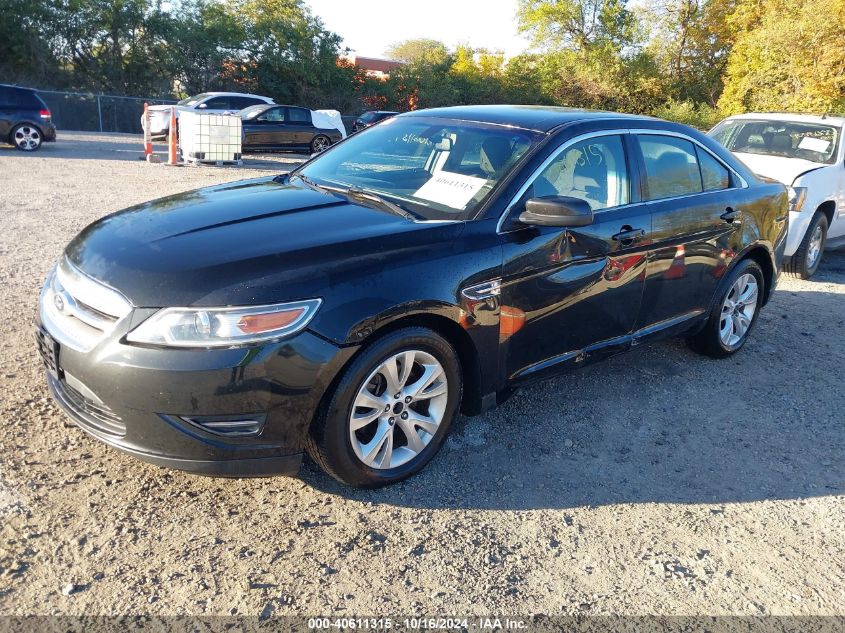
[721,207,741,223]
[612,227,646,244]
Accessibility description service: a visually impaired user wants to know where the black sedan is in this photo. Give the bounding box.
[353,110,398,132]
[0,84,56,151]
[37,106,787,488]
[240,104,343,154]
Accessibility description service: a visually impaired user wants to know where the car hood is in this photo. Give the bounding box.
[65,177,462,307]
[733,152,826,185]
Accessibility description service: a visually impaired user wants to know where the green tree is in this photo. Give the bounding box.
[164,0,246,95]
[641,0,735,104]
[385,39,450,65]
[0,0,58,87]
[719,0,845,113]
[229,0,357,108]
[517,0,638,52]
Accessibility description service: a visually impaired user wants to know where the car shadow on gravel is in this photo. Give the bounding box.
[303,252,845,510]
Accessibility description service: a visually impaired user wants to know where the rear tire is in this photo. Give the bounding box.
[785,212,827,280]
[310,135,331,154]
[688,258,765,359]
[306,327,462,488]
[12,124,42,151]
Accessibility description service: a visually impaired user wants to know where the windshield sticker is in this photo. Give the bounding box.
[798,137,831,153]
[413,171,488,209]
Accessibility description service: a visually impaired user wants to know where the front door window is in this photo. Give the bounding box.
[530,135,630,211]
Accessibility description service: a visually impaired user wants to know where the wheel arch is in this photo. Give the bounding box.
[737,245,775,305]
[816,200,836,227]
[310,311,485,433]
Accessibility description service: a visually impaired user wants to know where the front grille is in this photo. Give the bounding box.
[39,257,131,352]
[50,374,126,437]
[35,328,59,376]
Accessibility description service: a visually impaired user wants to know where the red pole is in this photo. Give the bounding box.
[167,106,178,165]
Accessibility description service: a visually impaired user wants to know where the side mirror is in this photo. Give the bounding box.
[518,196,594,227]
[197,103,208,109]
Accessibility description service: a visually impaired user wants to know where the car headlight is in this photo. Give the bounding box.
[126,299,322,348]
[787,186,808,212]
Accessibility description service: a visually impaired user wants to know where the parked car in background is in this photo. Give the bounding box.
[353,110,398,132]
[240,104,344,154]
[709,113,845,279]
[141,92,273,140]
[37,106,787,488]
[0,84,56,152]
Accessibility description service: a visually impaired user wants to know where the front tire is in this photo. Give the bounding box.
[306,327,462,488]
[310,135,331,154]
[786,212,828,280]
[12,124,42,151]
[688,258,765,358]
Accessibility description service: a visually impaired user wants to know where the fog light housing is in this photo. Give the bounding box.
[177,414,266,437]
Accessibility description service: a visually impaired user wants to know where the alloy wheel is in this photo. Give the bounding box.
[14,126,41,151]
[313,136,330,152]
[806,224,824,270]
[348,350,448,470]
[719,273,758,348]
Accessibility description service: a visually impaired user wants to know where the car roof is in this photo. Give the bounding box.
[199,92,273,101]
[0,83,36,92]
[402,105,657,132]
[723,112,845,127]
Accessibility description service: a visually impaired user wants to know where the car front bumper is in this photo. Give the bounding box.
[36,317,356,477]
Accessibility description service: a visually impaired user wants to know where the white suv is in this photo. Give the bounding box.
[141,92,274,140]
[709,113,845,278]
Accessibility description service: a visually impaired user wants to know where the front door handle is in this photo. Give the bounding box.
[612,227,646,245]
[721,207,741,223]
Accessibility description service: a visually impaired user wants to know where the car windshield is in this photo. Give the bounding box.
[359,112,377,122]
[710,119,840,164]
[296,116,539,221]
[240,104,267,119]
[177,93,211,106]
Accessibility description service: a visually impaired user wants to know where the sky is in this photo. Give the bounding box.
[304,0,531,59]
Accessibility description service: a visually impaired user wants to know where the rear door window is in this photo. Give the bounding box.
[0,88,40,108]
[286,108,311,124]
[696,147,731,191]
[230,96,263,110]
[638,135,703,200]
[202,97,231,110]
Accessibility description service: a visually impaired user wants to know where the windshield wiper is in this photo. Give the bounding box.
[289,175,419,221]
[341,187,419,222]
[288,172,328,193]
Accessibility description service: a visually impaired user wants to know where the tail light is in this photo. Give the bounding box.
[39,109,51,119]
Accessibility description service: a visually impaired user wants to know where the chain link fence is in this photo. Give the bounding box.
[32,89,362,134]
[37,90,178,134]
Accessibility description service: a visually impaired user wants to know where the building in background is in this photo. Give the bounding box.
[342,55,404,80]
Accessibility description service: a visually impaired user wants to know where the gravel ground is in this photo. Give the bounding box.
[1,132,844,618]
